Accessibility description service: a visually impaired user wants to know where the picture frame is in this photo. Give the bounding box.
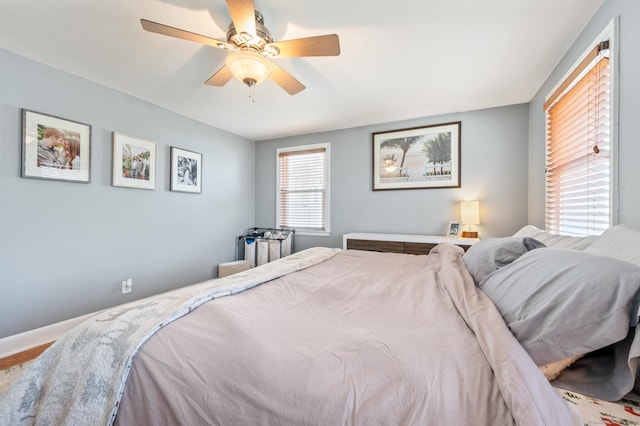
[447,221,462,237]
[21,109,91,183]
[372,121,461,191]
[170,147,202,193]
[112,132,157,190]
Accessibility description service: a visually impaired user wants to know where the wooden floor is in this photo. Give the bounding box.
[0,342,54,371]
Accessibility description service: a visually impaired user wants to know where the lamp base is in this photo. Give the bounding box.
[462,231,478,238]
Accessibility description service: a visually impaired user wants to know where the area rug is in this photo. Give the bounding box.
[555,387,640,425]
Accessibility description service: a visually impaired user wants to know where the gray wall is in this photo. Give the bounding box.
[0,50,255,338]
[12,0,634,339]
[528,0,640,229]
[256,104,530,251]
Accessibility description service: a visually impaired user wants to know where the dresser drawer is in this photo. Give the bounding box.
[404,242,437,255]
[346,239,405,253]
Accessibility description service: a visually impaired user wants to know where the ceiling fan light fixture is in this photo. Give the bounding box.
[225,49,272,87]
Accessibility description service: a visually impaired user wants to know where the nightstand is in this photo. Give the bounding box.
[342,232,479,254]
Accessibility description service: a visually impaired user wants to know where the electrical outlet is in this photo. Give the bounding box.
[121,278,133,294]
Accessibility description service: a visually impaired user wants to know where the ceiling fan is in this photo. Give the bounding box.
[141,0,340,95]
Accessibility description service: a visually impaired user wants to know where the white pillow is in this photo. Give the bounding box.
[512,225,596,250]
[584,225,640,266]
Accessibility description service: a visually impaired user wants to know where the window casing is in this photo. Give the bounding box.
[544,24,616,237]
[277,143,330,235]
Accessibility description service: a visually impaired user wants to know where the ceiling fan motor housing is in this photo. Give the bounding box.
[226,10,276,55]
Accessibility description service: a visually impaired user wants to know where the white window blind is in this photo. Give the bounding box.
[277,144,329,233]
[544,41,611,237]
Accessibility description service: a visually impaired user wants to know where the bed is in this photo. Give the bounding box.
[2,224,640,425]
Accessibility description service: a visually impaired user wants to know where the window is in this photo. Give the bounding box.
[544,26,615,237]
[277,143,330,235]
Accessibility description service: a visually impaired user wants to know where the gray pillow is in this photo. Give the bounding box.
[479,247,640,400]
[462,236,545,284]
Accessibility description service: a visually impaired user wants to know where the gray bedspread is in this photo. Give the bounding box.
[114,246,580,425]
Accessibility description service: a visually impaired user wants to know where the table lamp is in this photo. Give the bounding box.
[460,201,480,238]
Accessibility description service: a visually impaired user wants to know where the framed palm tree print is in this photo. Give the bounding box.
[372,121,461,190]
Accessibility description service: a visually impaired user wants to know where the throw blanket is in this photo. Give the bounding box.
[0,247,340,425]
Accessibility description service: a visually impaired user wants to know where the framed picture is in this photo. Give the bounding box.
[447,221,462,237]
[372,121,461,190]
[112,132,157,190]
[170,147,202,193]
[21,109,91,182]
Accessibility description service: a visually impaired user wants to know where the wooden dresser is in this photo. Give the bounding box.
[342,232,479,255]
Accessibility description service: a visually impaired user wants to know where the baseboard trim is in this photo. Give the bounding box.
[0,311,100,359]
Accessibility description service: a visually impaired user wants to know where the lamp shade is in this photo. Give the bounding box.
[460,201,480,225]
[226,49,273,87]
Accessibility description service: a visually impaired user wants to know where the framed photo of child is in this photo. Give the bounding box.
[447,221,462,237]
[170,147,202,194]
[112,132,157,190]
[21,109,92,182]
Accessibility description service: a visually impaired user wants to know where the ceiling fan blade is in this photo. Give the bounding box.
[267,34,340,58]
[270,64,305,95]
[226,0,256,37]
[140,19,235,51]
[204,65,233,86]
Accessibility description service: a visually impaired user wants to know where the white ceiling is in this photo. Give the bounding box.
[0,0,603,141]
